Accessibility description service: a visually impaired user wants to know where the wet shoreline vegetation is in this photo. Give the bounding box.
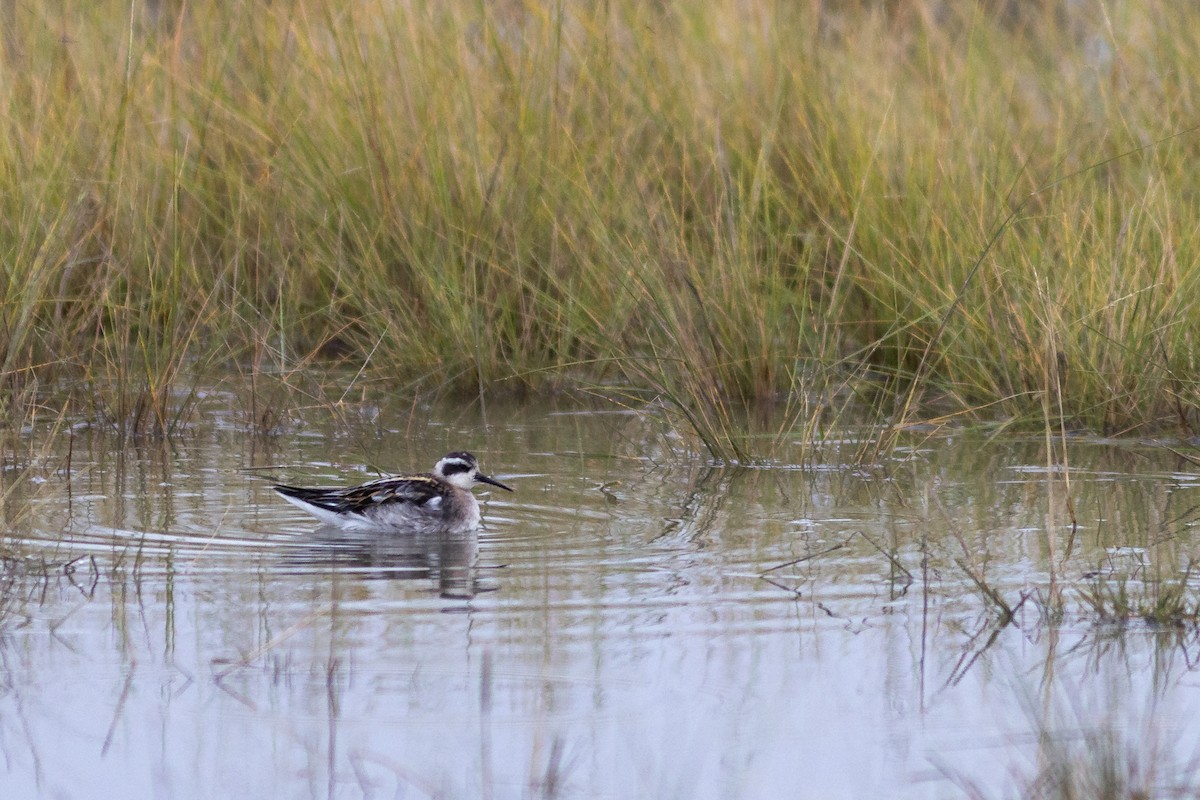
[1,1,1199,460]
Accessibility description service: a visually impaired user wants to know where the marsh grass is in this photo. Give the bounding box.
[2,2,1200,455]
[947,533,1200,632]
[1078,561,1200,628]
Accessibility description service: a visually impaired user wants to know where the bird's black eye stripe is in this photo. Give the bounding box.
[441,461,471,476]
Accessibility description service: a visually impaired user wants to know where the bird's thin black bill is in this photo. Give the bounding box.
[478,473,514,492]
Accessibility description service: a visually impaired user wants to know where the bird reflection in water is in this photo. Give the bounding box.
[283,525,493,599]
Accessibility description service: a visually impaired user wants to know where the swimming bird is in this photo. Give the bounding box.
[273,451,512,532]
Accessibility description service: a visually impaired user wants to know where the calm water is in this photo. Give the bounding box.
[3,397,1200,798]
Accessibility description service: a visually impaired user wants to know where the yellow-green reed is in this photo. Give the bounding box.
[0,2,1198,457]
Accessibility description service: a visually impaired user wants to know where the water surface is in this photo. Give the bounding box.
[2,399,1200,798]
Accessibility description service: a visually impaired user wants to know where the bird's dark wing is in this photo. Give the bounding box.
[338,475,448,511]
[274,474,450,515]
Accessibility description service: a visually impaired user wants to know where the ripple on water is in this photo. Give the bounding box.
[5,413,1200,799]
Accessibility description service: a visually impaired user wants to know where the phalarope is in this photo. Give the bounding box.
[273,451,512,532]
